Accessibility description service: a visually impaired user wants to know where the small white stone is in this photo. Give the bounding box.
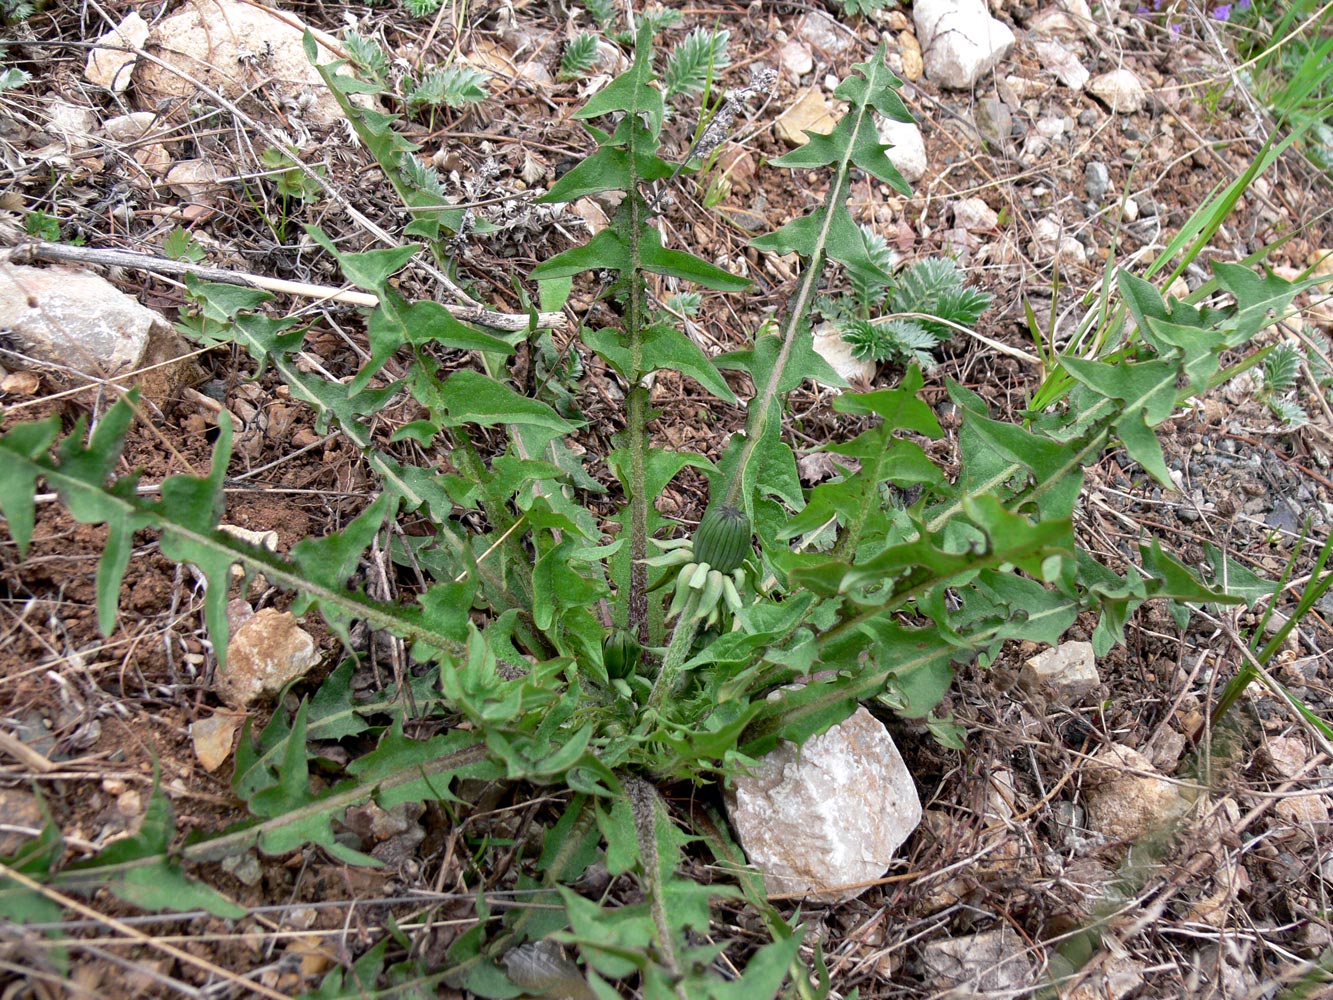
[44,101,99,149]
[1034,39,1089,91]
[103,112,165,144]
[1029,216,1087,266]
[876,115,928,183]
[1089,69,1148,114]
[779,40,814,83]
[952,197,999,231]
[85,12,149,93]
[1020,641,1100,700]
[812,322,875,387]
[796,10,856,56]
[164,158,228,203]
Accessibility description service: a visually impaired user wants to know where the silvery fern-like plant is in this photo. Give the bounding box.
[824,226,994,367]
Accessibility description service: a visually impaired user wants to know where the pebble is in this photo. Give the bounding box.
[1084,161,1110,202]
[1088,69,1149,114]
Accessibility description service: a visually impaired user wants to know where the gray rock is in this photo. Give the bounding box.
[796,10,856,57]
[221,851,263,886]
[1020,641,1100,700]
[877,115,928,183]
[725,706,921,903]
[922,927,1035,994]
[0,264,180,377]
[914,0,1016,90]
[1084,161,1111,201]
[974,97,1012,147]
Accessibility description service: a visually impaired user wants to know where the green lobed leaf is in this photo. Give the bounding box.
[0,417,61,557]
[432,369,580,434]
[576,22,664,134]
[584,324,737,401]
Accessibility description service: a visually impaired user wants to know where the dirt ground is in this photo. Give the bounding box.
[2,0,1333,996]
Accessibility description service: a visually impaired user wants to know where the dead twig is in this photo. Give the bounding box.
[8,241,565,333]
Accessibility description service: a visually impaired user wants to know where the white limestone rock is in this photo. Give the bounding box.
[812,322,875,386]
[85,11,149,93]
[876,115,928,183]
[1020,641,1100,701]
[1034,38,1089,91]
[1029,215,1087,266]
[217,609,321,709]
[725,706,921,903]
[43,100,99,149]
[779,40,814,84]
[165,158,229,203]
[796,10,856,57]
[103,111,168,144]
[1088,69,1148,113]
[952,197,999,232]
[0,264,180,377]
[134,0,355,128]
[913,0,1016,90]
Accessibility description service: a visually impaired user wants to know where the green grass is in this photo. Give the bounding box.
[1227,0,1333,172]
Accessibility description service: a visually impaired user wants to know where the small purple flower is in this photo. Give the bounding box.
[1212,3,1233,19]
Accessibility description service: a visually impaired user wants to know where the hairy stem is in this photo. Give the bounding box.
[624,166,651,644]
[646,593,703,715]
[624,776,686,996]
